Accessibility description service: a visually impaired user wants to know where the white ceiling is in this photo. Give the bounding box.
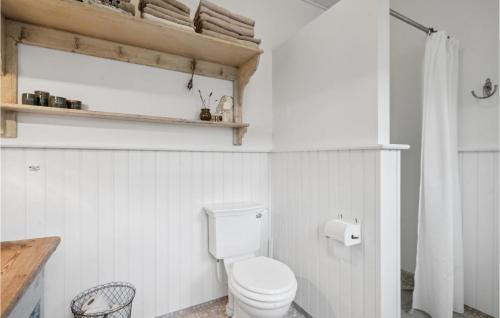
[302,0,340,10]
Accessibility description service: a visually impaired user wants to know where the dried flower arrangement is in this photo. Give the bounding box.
[198,90,213,121]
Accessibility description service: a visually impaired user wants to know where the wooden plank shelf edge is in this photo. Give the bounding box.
[1,103,250,129]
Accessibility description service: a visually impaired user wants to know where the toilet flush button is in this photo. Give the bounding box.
[256,213,262,218]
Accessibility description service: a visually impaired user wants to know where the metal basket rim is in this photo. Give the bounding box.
[70,282,136,317]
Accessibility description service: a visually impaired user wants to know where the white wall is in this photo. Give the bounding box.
[2,0,324,151]
[391,0,499,150]
[460,150,499,317]
[390,0,500,274]
[272,149,401,318]
[1,148,269,318]
[272,0,391,149]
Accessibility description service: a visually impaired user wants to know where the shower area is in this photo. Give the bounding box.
[390,0,499,317]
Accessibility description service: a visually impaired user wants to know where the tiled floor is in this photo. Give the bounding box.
[162,273,493,318]
[166,294,491,318]
[162,297,308,318]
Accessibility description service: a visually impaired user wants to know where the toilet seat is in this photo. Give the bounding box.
[232,257,296,295]
[228,256,297,305]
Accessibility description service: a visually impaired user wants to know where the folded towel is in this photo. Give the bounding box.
[140,0,189,16]
[198,20,261,44]
[83,0,133,15]
[101,0,120,6]
[201,29,258,48]
[144,4,192,23]
[197,5,252,30]
[142,10,194,28]
[148,0,190,15]
[196,12,254,37]
[199,0,254,26]
[118,2,135,15]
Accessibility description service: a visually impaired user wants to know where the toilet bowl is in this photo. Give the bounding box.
[225,256,297,318]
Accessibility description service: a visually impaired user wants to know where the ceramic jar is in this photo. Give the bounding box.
[67,100,82,110]
[35,91,50,106]
[22,93,37,105]
[200,108,212,121]
[49,96,66,108]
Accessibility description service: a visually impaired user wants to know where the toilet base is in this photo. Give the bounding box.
[226,291,292,318]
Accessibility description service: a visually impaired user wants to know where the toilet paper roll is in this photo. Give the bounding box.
[324,219,361,246]
[82,294,110,314]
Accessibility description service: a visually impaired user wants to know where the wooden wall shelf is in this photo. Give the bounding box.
[1,0,261,145]
[1,103,249,129]
[1,0,263,67]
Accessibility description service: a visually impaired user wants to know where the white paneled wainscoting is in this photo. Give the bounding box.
[1,148,270,318]
[459,150,499,317]
[271,149,402,318]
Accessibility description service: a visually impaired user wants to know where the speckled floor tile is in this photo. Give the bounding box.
[160,273,493,318]
[161,297,307,318]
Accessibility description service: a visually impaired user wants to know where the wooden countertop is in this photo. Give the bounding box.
[1,237,61,318]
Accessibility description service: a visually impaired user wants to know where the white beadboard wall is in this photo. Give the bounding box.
[271,149,401,318]
[459,150,499,317]
[1,148,270,318]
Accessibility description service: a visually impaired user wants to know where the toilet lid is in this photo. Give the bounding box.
[231,256,296,295]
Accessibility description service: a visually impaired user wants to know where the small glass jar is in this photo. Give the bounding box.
[66,100,82,110]
[34,91,50,106]
[49,96,66,108]
[200,108,212,121]
[22,93,37,105]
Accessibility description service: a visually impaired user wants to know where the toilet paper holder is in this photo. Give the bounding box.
[324,215,361,246]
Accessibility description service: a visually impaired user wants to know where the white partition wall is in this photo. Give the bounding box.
[273,0,391,149]
[272,0,401,317]
[272,149,401,318]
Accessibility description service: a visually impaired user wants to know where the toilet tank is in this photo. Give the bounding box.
[204,202,266,259]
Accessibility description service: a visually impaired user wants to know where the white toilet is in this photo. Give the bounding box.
[204,202,297,318]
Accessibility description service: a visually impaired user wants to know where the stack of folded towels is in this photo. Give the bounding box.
[82,0,136,16]
[140,0,194,30]
[195,0,261,48]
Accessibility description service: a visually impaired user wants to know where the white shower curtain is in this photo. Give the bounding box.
[413,31,464,318]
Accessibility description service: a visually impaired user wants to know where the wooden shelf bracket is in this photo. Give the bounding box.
[1,18,19,138]
[233,56,259,146]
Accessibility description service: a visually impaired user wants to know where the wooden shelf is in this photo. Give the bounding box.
[1,0,262,67]
[1,103,250,129]
[1,0,260,145]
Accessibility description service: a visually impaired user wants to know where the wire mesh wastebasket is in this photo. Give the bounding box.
[71,282,136,318]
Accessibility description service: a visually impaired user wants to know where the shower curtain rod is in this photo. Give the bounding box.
[390,9,437,34]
